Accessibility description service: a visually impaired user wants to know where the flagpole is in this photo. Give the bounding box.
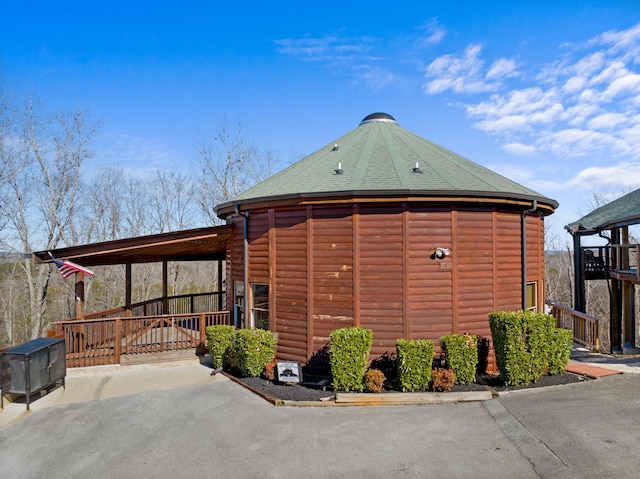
[75,272,85,320]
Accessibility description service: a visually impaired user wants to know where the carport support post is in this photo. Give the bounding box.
[217,260,224,311]
[75,272,85,320]
[573,232,585,313]
[125,263,132,317]
[162,260,169,315]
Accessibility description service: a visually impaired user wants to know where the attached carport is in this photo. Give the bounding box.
[32,225,231,320]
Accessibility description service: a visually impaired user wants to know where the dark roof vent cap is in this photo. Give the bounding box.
[360,112,396,125]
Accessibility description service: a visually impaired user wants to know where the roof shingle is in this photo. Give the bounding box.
[216,113,557,216]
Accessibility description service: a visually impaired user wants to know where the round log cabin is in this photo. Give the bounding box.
[216,113,558,373]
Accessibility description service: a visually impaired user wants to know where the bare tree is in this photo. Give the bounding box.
[196,116,278,224]
[0,95,99,343]
[149,169,197,232]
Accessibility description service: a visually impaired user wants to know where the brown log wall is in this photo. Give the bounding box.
[229,203,546,373]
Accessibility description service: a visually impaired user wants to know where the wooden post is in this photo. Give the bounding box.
[114,318,122,364]
[573,233,585,312]
[200,313,206,346]
[162,260,169,315]
[217,260,224,311]
[621,227,635,350]
[75,272,85,320]
[125,263,132,317]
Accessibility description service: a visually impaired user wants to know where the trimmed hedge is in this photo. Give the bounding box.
[233,328,277,377]
[489,310,572,386]
[329,327,373,392]
[548,328,573,375]
[396,338,435,392]
[440,333,478,385]
[205,325,236,369]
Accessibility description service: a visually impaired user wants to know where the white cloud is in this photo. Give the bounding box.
[417,19,446,47]
[275,36,367,62]
[354,65,396,92]
[586,112,628,130]
[486,58,518,80]
[502,142,537,155]
[95,133,179,179]
[426,22,640,163]
[424,44,513,94]
[567,162,640,189]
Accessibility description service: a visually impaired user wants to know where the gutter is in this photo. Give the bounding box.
[235,205,251,329]
[521,200,538,310]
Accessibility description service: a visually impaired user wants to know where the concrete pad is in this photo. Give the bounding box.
[0,357,224,431]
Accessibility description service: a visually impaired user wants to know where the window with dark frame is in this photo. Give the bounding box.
[251,283,269,330]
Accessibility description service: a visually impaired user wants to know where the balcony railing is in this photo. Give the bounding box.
[76,292,226,321]
[55,311,231,367]
[546,300,600,351]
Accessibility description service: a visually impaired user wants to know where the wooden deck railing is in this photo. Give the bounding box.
[77,292,226,320]
[546,301,600,351]
[55,311,231,367]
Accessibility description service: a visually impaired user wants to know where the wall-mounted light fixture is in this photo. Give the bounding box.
[434,247,451,259]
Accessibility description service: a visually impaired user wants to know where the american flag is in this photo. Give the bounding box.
[50,254,95,278]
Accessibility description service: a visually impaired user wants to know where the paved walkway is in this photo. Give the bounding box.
[0,350,639,478]
[0,357,224,431]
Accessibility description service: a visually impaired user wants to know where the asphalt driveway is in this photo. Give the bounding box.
[1,372,640,478]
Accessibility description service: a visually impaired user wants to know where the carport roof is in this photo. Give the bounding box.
[32,226,230,266]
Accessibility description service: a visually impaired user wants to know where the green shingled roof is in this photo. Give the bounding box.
[566,188,640,233]
[216,113,558,217]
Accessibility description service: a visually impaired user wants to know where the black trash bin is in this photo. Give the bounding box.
[1,337,66,410]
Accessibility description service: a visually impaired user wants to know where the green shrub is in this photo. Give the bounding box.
[329,327,373,392]
[489,310,571,386]
[431,368,455,392]
[396,338,435,392]
[364,368,386,393]
[205,325,236,369]
[233,328,278,377]
[547,328,573,375]
[440,333,478,385]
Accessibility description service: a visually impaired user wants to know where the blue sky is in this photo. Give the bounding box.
[3,1,640,244]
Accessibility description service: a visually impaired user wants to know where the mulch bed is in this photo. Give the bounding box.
[226,371,589,402]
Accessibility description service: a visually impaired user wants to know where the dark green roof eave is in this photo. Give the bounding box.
[565,188,640,235]
[216,189,557,218]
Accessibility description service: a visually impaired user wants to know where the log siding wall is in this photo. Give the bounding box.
[227,203,546,373]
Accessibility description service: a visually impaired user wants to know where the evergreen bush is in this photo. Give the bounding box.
[233,328,278,377]
[329,327,373,392]
[396,338,435,392]
[440,333,478,385]
[547,328,573,375]
[489,310,572,386]
[205,325,236,369]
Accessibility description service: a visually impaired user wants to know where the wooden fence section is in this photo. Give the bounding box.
[546,301,600,351]
[56,311,231,367]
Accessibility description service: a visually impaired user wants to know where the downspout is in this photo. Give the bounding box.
[235,205,251,329]
[521,200,538,310]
